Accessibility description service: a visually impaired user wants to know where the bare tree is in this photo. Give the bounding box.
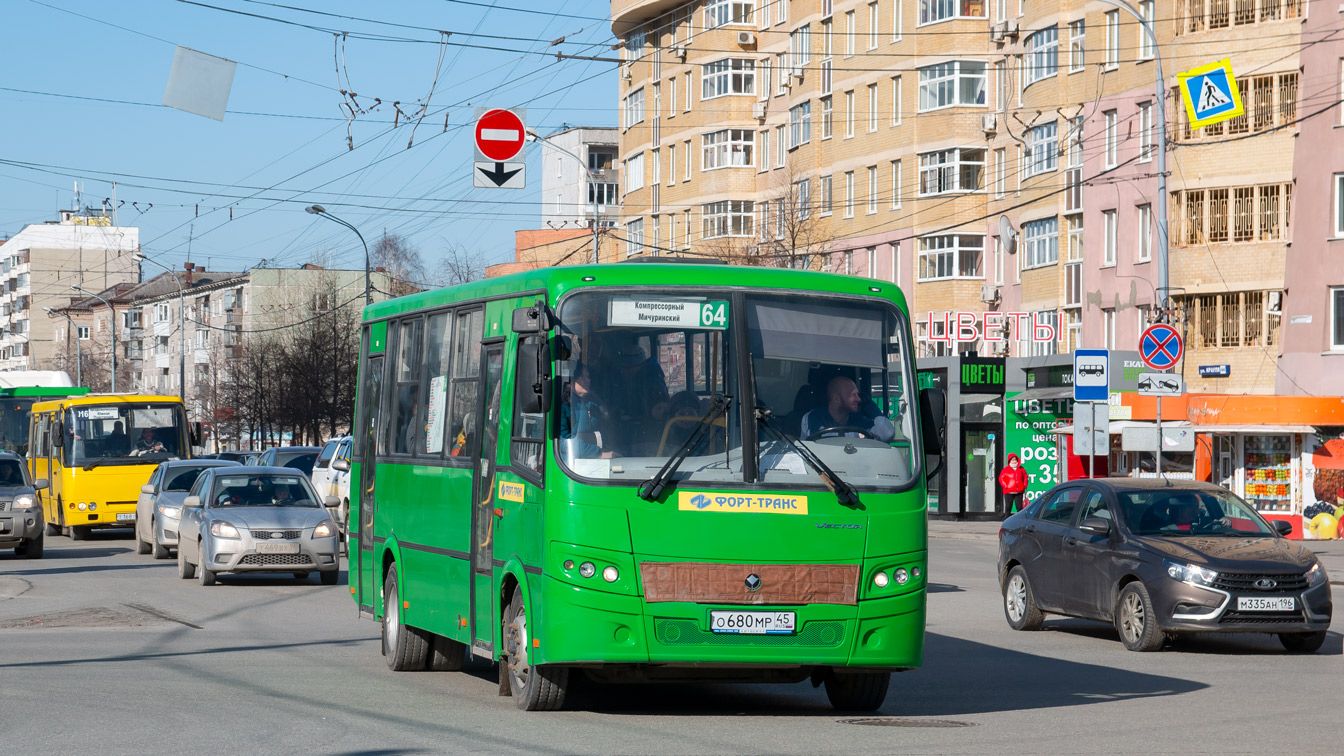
[372,233,427,297]
[431,242,486,287]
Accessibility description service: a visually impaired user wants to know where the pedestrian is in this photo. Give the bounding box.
[999,454,1030,518]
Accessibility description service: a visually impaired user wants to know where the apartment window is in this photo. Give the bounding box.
[1023,121,1058,178]
[820,174,834,215]
[1069,214,1085,264]
[918,148,986,195]
[683,139,692,180]
[154,303,171,323]
[1177,182,1292,246]
[1023,26,1058,87]
[1104,110,1117,167]
[918,234,984,280]
[668,76,677,117]
[77,326,91,340]
[626,218,644,256]
[1103,210,1117,266]
[776,52,788,95]
[776,126,786,166]
[867,84,878,132]
[759,129,771,171]
[1138,101,1154,162]
[705,0,754,29]
[821,96,833,139]
[867,166,878,214]
[684,71,692,111]
[1104,11,1119,69]
[1182,291,1282,350]
[775,199,786,239]
[995,61,1007,112]
[845,89,855,137]
[919,0,986,25]
[1103,309,1116,350]
[845,11,855,56]
[702,200,754,238]
[155,336,169,356]
[891,159,902,209]
[1065,258,1082,307]
[1068,20,1085,72]
[1022,217,1059,269]
[589,183,619,206]
[821,22,833,93]
[624,87,645,128]
[789,25,811,75]
[891,76,902,125]
[844,171,855,218]
[683,209,692,247]
[789,102,812,148]
[797,179,812,220]
[893,0,904,40]
[760,58,772,100]
[758,202,771,242]
[993,148,1006,197]
[776,0,787,23]
[918,61,987,111]
[625,152,645,192]
[666,145,676,186]
[995,237,1006,285]
[702,129,754,169]
[702,58,756,99]
[1138,1,1154,60]
[1138,204,1152,261]
[1332,288,1344,350]
[1336,174,1344,237]
[868,2,879,49]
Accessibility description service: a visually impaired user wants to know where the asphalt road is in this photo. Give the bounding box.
[1,530,1339,756]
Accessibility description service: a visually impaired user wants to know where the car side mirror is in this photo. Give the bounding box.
[182,496,201,509]
[1080,516,1111,536]
[331,458,350,473]
[33,478,49,490]
[1273,519,1292,536]
[323,495,340,509]
[141,484,156,495]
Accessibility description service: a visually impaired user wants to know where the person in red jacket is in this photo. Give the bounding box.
[999,454,1030,518]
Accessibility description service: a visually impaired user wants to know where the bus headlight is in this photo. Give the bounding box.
[873,571,889,588]
[77,502,88,511]
[158,505,182,519]
[313,522,335,538]
[894,568,910,585]
[210,521,240,539]
[14,494,37,509]
[602,566,619,583]
[578,562,596,578]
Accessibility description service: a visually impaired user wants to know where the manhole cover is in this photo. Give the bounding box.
[839,718,977,728]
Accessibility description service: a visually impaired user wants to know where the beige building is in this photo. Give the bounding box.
[610,0,1302,393]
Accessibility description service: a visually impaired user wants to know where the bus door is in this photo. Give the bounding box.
[30,413,51,522]
[469,342,505,655]
[356,355,385,614]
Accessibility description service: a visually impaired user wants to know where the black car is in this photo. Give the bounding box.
[998,479,1332,652]
[256,446,322,477]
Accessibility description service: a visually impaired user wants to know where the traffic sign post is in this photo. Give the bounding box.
[1139,323,1183,371]
[1073,349,1109,403]
[474,107,527,189]
[1179,58,1244,130]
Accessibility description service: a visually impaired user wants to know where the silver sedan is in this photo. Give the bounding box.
[135,459,241,559]
[176,468,341,586]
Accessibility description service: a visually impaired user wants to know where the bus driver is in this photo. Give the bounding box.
[800,376,895,442]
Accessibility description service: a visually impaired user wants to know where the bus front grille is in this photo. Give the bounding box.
[654,619,846,647]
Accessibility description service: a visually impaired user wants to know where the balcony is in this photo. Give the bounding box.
[612,0,688,30]
[225,310,243,326]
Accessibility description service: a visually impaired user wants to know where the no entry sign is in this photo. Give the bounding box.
[1139,323,1183,371]
[474,108,525,162]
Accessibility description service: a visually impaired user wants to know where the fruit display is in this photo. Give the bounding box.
[1310,438,1344,506]
[1244,435,1293,513]
[1308,512,1339,540]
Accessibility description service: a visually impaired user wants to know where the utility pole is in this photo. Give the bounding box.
[71,285,115,393]
[528,129,602,263]
[306,206,372,306]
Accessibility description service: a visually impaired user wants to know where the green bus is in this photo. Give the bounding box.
[0,384,90,457]
[349,261,945,711]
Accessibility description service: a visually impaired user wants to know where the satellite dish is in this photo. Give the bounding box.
[998,215,1018,254]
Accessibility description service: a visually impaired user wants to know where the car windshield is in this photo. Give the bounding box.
[554,290,918,490]
[1120,488,1275,536]
[0,459,26,486]
[210,474,319,508]
[63,403,188,466]
[163,466,212,493]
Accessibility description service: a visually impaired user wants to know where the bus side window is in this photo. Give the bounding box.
[423,312,451,456]
[390,318,424,456]
[511,335,545,477]
[446,309,483,459]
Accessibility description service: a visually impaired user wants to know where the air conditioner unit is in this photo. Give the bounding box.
[673,44,687,61]
[736,31,756,48]
[790,70,804,82]
[1268,291,1283,313]
[620,65,631,81]
[980,285,1000,304]
[981,114,998,134]
[1005,19,1021,39]
[990,21,1007,43]
[992,340,1010,356]
[752,102,767,119]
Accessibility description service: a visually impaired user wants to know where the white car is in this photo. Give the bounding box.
[310,436,352,530]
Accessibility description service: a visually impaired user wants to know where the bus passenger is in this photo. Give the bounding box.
[560,363,614,459]
[105,421,130,456]
[800,377,895,442]
[598,338,670,454]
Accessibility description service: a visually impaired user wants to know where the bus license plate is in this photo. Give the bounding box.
[1237,596,1294,612]
[116,513,136,522]
[709,610,796,635]
[255,542,300,555]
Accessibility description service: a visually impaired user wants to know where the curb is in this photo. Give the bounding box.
[929,532,998,543]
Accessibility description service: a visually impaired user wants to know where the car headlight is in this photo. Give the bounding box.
[158,505,182,519]
[210,521,240,539]
[1306,561,1328,588]
[14,494,37,509]
[313,522,334,538]
[1165,560,1218,587]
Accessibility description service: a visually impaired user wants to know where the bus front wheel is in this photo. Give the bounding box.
[45,520,60,537]
[382,565,430,671]
[503,591,567,711]
[823,670,891,712]
[70,525,91,541]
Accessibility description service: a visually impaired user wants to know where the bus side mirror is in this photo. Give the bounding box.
[191,422,203,447]
[919,387,947,457]
[53,422,64,440]
[511,299,553,333]
[516,335,552,414]
[34,478,49,491]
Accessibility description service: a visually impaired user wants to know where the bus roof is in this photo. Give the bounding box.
[0,387,90,398]
[361,262,911,322]
[29,394,186,412]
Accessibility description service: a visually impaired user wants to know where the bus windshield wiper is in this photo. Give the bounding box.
[755,407,862,509]
[638,393,732,502]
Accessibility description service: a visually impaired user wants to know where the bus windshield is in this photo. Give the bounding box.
[63,403,189,466]
[555,291,918,491]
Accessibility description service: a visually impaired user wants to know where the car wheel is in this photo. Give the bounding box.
[382,565,430,671]
[428,633,466,672]
[136,526,152,555]
[151,534,170,560]
[177,546,196,580]
[823,670,891,711]
[16,532,43,560]
[70,525,91,541]
[197,560,217,587]
[1003,566,1044,631]
[503,590,568,710]
[1279,630,1327,653]
[320,570,339,586]
[1115,582,1165,652]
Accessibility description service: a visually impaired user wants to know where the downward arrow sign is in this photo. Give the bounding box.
[478,161,521,186]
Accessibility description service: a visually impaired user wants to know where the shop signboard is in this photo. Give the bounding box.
[1005,393,1071,505]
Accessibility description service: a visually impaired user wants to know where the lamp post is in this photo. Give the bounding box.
[45,307,81,387]
[71,285,116,393]
[135,253,186,402]
[528,129,602,264]
[305,205,372,306]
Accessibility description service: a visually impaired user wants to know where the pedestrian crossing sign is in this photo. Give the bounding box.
[1179,59,1244,129]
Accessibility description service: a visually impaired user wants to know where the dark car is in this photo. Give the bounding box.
[998,479,1332,652]
[256,446,322,477]
[0,452,47,559]
[201,451,260,465]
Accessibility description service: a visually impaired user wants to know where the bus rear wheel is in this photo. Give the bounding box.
[382,565,430,671]
[503,591,567,711]
[823,670,891,711]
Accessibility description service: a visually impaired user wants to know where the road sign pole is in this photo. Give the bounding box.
[1087,402,1094,480]
[1156,396,1162,477]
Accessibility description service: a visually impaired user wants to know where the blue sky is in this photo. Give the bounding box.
[0,0,617,278]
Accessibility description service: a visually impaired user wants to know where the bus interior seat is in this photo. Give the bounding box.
[782,385,818,437]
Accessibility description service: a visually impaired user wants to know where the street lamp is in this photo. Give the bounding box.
[135,253,186,402]
[71,285,116,393]
[305,205,372,306]
[45,307,81,387]
[527,129,602,264]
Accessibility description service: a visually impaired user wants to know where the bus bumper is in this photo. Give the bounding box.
[535,576,924,670]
